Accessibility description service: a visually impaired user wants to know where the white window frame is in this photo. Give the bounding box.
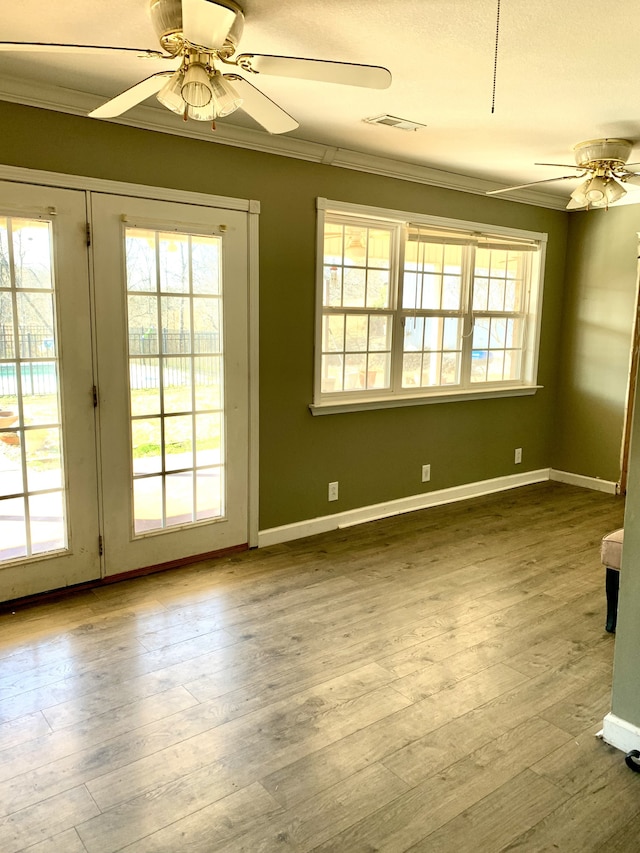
[311,198,547,415]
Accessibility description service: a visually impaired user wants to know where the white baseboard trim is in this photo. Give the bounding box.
[258,468,550,548]
[549,469,618,494]
[600,713,640,753]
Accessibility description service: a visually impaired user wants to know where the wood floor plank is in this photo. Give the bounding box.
[16,827,87,852]
[259,663,529,811]
[216,763,410,853]
[0,623,238,726]
[0,710,51,751]
[599,814,640,853]
[85,663,407,812]
[375,594,568,679]
[406,769,564,853]
[0,685,201,817]
[76,762,242,853]
[117,782,282,853]
[312,716,571,852]
[41,680,199,733]
[0,786,98,853]
[538,672,615,736]
[531,727,623,796]
[501,759,640,852]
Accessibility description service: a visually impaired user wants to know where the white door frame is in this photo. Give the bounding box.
[0,164,260,556]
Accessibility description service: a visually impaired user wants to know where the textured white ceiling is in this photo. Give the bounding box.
[3,0,640,203]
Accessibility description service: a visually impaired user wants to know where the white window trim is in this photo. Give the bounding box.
[312,198,547,415]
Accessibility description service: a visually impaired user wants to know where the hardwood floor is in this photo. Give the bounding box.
[0,481,634,852]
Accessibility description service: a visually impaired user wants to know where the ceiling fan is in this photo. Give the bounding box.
[487,139,640,210]
[0,0,392,134]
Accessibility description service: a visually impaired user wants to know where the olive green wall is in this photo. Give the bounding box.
[0,101,569,530]
[553,205,639,482]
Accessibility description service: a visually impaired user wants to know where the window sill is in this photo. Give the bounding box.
[309,385,543,415]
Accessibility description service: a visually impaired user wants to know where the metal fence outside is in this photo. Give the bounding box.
[0,326,221,395]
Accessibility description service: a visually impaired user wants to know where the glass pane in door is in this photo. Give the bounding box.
[125,228,224,535]
[0,217,66,562]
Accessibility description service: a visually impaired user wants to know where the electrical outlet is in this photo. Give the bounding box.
[421,464,431,482]
[515,447,522,464]
[328,481,339,501]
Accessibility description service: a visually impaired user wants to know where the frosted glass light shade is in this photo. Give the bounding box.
[157,67,186,114]
[187,101,217,121]
[566,179,590,209]
[605,180,626,204]
[590,179,626,208]
[181,63,212,107]
[210,73,243,117]
[584,175,609,203]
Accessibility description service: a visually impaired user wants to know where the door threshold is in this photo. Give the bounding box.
[0,542,249,612]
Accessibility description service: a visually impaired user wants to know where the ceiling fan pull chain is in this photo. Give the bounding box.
[491,0,501,114]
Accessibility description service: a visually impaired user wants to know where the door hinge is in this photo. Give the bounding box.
[92,385,98,407]
[98,535,104,556]
[86,222,92,246]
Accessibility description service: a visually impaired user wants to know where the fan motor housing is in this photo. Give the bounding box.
[150,0,244,56]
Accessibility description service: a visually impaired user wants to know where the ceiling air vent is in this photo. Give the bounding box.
[364,114,426,131]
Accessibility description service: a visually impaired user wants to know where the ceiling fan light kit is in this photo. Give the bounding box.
[0,0,391,134]
[487,138,640,211]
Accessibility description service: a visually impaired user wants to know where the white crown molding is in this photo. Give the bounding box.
[0,74,569,210]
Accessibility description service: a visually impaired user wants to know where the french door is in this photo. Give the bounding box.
[91,194,249,576]
[0,182,100,598]
[0,180,251,600]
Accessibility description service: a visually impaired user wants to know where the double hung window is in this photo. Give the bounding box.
[314,199,546,412]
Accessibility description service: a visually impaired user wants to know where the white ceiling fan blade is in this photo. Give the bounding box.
[0,41,167,58]
[181,0,236,49]
[534,162,581,168]
[621,173,640,187]
[89,72,173,118]
[486,174,583,195]
[227,75,298,134]
[236,54,392,89]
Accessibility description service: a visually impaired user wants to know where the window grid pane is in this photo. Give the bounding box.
[470,315,524,383]
[0,216,67,565]
[321,311,393,392]
[474,248,525,313]
[403,239,463,312]
[323,223,392,310]
[401,313,462,388]
[126,228,225,534]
